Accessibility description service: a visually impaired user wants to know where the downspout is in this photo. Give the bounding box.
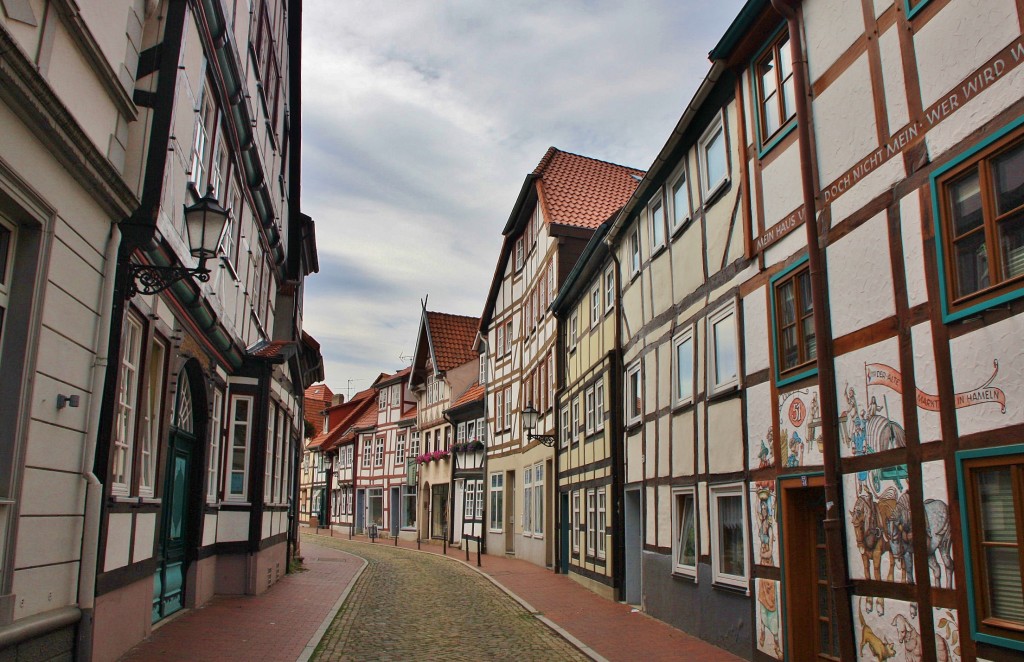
[478,336,488,556]
[769,1,855,657]
[443,409,456,546]
[75,225,120,662]
[605,238,626,602]
[552,319,563,574]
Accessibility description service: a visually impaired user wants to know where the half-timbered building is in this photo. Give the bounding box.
[447,383,487,552]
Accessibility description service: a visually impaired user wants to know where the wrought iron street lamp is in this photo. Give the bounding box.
[126,187,230,298]
[521,404,556,447]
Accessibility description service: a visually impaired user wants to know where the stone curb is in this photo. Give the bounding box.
[301,532,608,662]
[295,548,368,662]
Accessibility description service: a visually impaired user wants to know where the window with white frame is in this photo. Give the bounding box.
[571,395,580,443]
[629,226,641,276]
[189,114,207,188]
[586,488,597,556]
[457,423,466,444]
[226,395,253,500]
[504,387,512,430]
[595,378,605,431]
[524,466,533,535]
[673,487,697,576]
[699,111,729,199]
[495,392,505,434]
[112,315,143,495]
[649,191,666,250]
[572,490,581,554]
[548,263,556,300]
[490,472,504,531]
[264,404,276,502]
[476,417,486,444]
[206,389,224,503]
[401,485,416,528]
[466,420,476,443]
[674,327,695,405]
[139,337,166,498]
[533,462,544,536]
[464,481,478,521]
[475,479,484,520]
[626,362,642,425]
[362,438,372,467]
[515,236,524,271]
[275,407,287,502]
[669,166,692,234]
[569,310,578,350]
[585,387,595,435]
[374,437,384,467]
[709,304,739,394]
[590,284,601,327]
[604,267,614,312]
[560,405,570,447]
[597,488,607,559]
[479,354,487,384]
[410,432,420,457]
[396,433,406,464]
[496,325,505,360]
[505,320,513,356]
[711,484,748,588]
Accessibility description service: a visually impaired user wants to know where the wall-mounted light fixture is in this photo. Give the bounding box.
[521,404,556,447]
[56,394,80,409]
[126,187,230,298]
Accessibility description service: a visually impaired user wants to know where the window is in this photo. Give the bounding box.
[464,481,478,521]
[457,423,466,445]
[711,484,748,588]
[957,448,1024,646]
[649,192,666,250]
[604,267,615,313]
[490,473,504,531]
[571,396,580,443]
[139,337,167,497]
[597,488,607,560]
[264,404,276,502]
[629,226,641,276]
[626,362,642,425]
[673,488,697,576]
[572,490,581,554]
[590,284,601,327]
[504,387,512,431]
[188,115,207,189]
[586,489,597,556]
[699,111,729,198]
[402,485,417,528]
[396,434,406,464]
[276,408,287,503]
[755,29,796,149]
[495,391,505,434]
[533,462,544,536]
[674,328,695,405]
[569,310,578,351]
[669,167,692,234]
[479,354,487,384]
[934,122,1024,321]
[411,431,420,457]
[374,437,384,467]
[505,320,513,356]
[368,487,384,527]
[362,438,372,467]
[445,426,452,449]
[466,420,476,443]
[548,263,556,300]
[709,304,739,393]
[206,389,224,503]
[595,378,605,432]
[772,259,816,380]
[515,237,524,271]
[476,418,486,444]
[560,405,570,447]
[475,479,484,520]
[524,466,533,535]
[496,325,505,359]
[112,315,143,495]
[226,396,253,500]
[585,387,596,435]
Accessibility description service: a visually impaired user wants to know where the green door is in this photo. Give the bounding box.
[153,375,197,623]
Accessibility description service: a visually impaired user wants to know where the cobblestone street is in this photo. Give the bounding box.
[309,537,587,662]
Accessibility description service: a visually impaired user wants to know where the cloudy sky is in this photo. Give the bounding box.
[301,0,746,398]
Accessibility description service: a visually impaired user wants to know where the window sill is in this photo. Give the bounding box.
[672,569,698,582]
[701,177,730,209]
[776,366,817,388]
[651,243,667,258]
[712,579,750,596]
[625,419,642,432]
[670,217,695,239]
[757,121,797,159]
[707,383,739,402]
[672,399,695,414]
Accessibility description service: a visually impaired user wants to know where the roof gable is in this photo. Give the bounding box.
[425,311,479,372]
[534,148,644,231]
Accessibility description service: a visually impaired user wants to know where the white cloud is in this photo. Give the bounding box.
[301,0,746,391]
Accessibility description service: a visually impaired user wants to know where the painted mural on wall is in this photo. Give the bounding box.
[750,481,778,567]
[921,461,955,589]
[755,578,783,659]
[933,607,962,662]
[778,386,824,469]
[853,596,920,662]
[835,339,904,461]
[844,467,913,586]
[746,381,774,470]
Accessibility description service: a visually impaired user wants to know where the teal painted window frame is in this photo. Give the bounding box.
[931,114,1024,323]
[770,254,817,387]
[955,444,1024,653]
[904,0,932,19]
[751,22,798,159]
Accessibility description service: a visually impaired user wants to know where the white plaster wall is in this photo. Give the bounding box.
[203,513,218,547]
[827,212,896,338]
[626,432,643,484]
[217,510,249,543]
[763,226,806,266]
[644,421,657,480]
[746,381,774,470]
[707,399,744,474]
[19,468,80,516]
[11,562,78,621]
[104,513,132,570]
[878,26,910,132]
[696,402,706,475]
[645,485,656,546]
[899,192,929,308]
[804,0,865,82]
[873,0,894,18]
[698,481,710,556]
[921,460,956,589]
[657,484,671,549]
[133,512,156,562]
[949,313,1024,436]
[813,55,879,186]
[657,416,670,478]
[742,287,769,375]
[913,0,1019,108]
[759,144,803,230]
[671,412,696,477]
[829,158,904,226]
[911,323,942,444]
[934,607,962,662]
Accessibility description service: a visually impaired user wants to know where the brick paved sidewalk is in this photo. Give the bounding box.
[119,540,362,662]
[301,527,742,662]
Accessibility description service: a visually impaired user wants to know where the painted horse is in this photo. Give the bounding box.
[885,492,914,583]
[924,498,954,588]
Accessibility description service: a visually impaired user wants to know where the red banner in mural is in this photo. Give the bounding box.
[864,361,1006,413]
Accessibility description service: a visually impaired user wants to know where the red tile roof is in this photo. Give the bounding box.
[305,384,334,401]
[450,382,484,409]
[310,388,378,451]
[534,148,644,230]
[401,404,417,422]
[426,312,479,372]
[251,340,293,358]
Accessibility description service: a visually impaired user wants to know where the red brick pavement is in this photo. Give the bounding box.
[302,527,742,662]
[118,540,361,662]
